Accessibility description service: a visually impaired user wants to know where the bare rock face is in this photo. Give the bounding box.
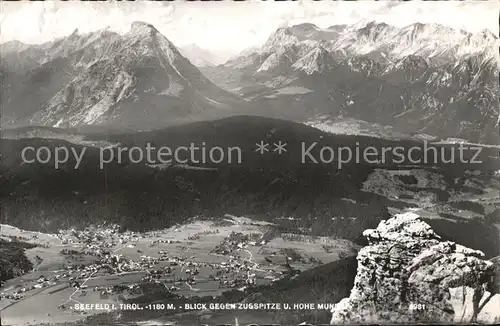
[330,212,496,324]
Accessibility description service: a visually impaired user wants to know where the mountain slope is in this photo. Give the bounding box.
[0,22,249,130]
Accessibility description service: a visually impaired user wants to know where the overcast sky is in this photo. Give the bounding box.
[1,0,498,58]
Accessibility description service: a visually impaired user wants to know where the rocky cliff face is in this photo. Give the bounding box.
[330,212,498,324]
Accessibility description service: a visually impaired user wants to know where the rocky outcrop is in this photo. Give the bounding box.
[330,212,497,324]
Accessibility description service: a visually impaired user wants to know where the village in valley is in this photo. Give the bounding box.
[0,215,357,324]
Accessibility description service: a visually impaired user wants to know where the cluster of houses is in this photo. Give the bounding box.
[1,224,288,304]
[213,232,252,255]
[58,224,143,251]
[0,275,57,300]
[91,284,141,298]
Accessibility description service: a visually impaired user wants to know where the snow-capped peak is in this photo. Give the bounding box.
[261,28,300,54]
[255,21,497,67]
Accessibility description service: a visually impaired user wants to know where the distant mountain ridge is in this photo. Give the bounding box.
[257,21,498,66]
[226,21,498,82]
[179,44,219,67]
[0,22,248,130]
[206,21,499,144]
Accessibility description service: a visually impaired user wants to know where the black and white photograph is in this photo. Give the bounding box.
[0,0,499,325]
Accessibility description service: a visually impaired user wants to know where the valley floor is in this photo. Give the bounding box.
[0,216,358,326]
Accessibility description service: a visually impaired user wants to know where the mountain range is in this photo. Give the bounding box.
[0,22,248,131]
[1,20,499,143]
[204,21,500,144]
